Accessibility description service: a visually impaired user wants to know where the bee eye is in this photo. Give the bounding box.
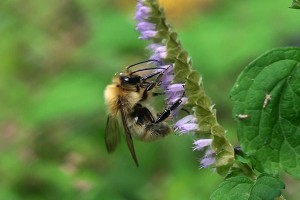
[134,116,139,122]
[120,75,140,85]
[120,76,130,83]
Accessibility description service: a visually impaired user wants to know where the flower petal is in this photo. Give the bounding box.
[174,115,197,127]
[193,139,212,151]
[175,123,199,135]
[136,22,155,32]
[135,3,151,21]
[200,156,216,168]
[139,30,157,39]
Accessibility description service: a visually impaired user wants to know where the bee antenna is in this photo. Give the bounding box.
[126,59,163,72]
[130,67,168,76]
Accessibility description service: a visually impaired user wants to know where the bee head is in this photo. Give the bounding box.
[119,73,141,85]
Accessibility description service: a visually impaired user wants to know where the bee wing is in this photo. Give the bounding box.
[105,115,121,153]
[118,99,139,167]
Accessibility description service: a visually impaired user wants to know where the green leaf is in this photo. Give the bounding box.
[210,174,285,200]
[290,0,300,9]
[230,47,300,177]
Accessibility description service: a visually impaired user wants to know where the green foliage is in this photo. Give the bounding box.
[30,72,103,123]
[179,0,299,79]
[290,0,300,9]
[231,47,300,177]
[210,174,285,200]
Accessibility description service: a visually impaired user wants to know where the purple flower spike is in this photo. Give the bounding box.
[193,139,216,168]
[200,149,216,168]
[160,66,174,89]
[166,84,185,101]
[193,139,212,151]
[133,0,225,171]
[147,43,161,51]
[155,46,167,54]
[139,30,158,39]
[167,84,185,92]
[136,22,155,32]
[175,124,199,135]
[135,1,158,40]
[175,114,196,125]
[135,2,151,21]
[200,156,216,168]
[174,114,199,134]
[149,44,167,60]
[161,74,173,88]
[135,0,198,136]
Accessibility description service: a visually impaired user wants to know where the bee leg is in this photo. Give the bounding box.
[155,97,183,124]
[141,83,154,100]
[141,107,156,123]
[141,73,164,100]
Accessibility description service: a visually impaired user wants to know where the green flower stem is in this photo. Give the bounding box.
[143,0,235,176]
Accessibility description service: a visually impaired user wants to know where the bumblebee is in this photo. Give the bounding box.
[104,60,182,166]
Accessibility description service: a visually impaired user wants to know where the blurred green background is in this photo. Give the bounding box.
[1,0,299,199]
